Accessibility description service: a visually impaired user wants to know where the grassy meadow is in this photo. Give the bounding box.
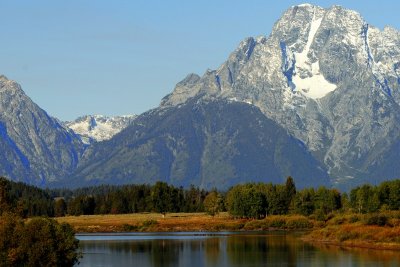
[56,211,400,251]
[56,212,247,232]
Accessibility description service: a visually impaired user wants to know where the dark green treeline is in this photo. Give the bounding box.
[52,182,207,216]
[226,178,400,219]
[0,177,54,217]
[1,177,400,219]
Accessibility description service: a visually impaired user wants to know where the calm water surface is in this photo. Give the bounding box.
[76,232,400,267]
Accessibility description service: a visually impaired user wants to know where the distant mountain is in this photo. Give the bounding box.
[2,3,400,190]
[65,115,136,144]
[70,98,329,189]
[160,4,400,187]
[0,75,85,186]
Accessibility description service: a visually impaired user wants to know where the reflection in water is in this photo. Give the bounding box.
[77,232,400,267]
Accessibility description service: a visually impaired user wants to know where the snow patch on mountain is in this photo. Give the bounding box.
[297,3,314,8]
[65,115,136,143]
[292,62,337,99]
[291,6,337,99]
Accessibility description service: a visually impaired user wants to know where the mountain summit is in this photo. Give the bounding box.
[0,76,85,185]
[1,4,399,189]
[159,4,400,187]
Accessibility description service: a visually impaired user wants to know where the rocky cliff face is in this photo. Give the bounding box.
[160,4,400,186]
[0,75,85,185]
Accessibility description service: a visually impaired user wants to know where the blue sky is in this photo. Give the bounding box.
[1,0,399,120]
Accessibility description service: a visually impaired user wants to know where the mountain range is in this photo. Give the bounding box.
[0,4,399,190]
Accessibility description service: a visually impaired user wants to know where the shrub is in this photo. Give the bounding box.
[365,214,388,226]
[203,191,222,217]
[349,215,360,223]
[314,209,327,222]
[338,231,359,242]
[244,220,266,230]
[142,219,158,227]
[0,214,80,267]
[267,217,286,228]
[286,217,313,229]
[330,216,345,225]
[312,220,326,228]
[122,224,138,231]
[229,223,245,231]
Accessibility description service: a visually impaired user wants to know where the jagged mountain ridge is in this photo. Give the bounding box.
[65,115,136,144]
[0,75,85,186]
[1,3,399,189]
[70,98,330,189]
[160,4,400,186]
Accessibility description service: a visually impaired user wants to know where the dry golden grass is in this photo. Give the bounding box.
[56,212,248,233]
[56,213,314,233]
[304,223,400,250]
[57,211,400,251]
[243,215,314,230]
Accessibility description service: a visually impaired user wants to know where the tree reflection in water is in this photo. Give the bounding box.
[77,232,400,267]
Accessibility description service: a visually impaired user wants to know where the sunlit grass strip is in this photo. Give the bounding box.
[304,224,400,250]
[56,212,246,232]
[56,211,400,251]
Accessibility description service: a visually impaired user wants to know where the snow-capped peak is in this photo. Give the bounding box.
[296,3,317,8]
[65,114,136,143]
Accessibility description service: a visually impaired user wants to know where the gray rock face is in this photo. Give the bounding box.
[0,76,85,185]
[160,4,400,187]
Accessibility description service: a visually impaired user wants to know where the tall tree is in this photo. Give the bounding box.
[54,198,67,217]
[285,177,296,201]
[293,188,315,216]
[204,190,222,217]
[151,182,173,217]
[226,184,266,219]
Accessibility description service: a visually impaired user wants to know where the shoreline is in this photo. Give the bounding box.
[56,212,314,233]
[302,238,400,251]
[57,212,400,251]
[57,212,250,233]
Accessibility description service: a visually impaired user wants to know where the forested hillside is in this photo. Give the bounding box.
[0,177,54,217]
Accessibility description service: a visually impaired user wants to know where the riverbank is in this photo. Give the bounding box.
[302,212,400,250]
[303,223,400,250]
[56,212,248,232]
[56,211,400,250]
[56,212,315,232]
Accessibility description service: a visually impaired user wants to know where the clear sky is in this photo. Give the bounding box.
[1,0,399,121]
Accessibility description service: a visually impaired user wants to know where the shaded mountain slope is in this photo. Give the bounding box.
[71,98,329,189]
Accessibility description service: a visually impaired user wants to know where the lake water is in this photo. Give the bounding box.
[76,232,400,267]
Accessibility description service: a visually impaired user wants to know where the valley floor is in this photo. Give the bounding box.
[56,212,247,233]
[56,212,400,251]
